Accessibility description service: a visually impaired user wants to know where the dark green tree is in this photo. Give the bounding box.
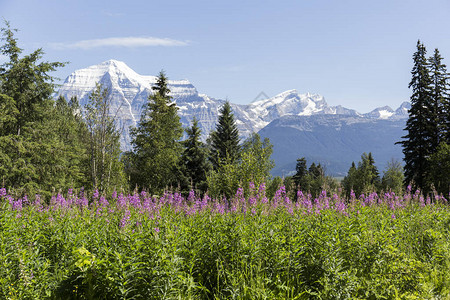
[180,117,210,194]
[428,48,449,147]
[0,21,69,194]
[342,162,358,198]
[342,153,380,197]
[358,152,380,191]
[398,40,435,192]
[129,71,183,194]
[428,142,450,195]
[207,133,274,199]
[209,101,240,169]
[292,157,309,192]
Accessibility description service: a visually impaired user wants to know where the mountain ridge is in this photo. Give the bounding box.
[57,60,410,175]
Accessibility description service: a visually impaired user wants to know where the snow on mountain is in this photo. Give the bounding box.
[56,60,409,152]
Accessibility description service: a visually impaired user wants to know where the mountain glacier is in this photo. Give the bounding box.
[57,60,410,175]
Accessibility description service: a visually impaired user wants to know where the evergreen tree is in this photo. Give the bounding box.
[398,40,434,192]
[129,71,183,194]
[85,83,125,192]
[342,153,380,197]
[207,133,274,199]
[308,162,325,197]
[342,162,358,198]
[209,101,240,169]
[292,157,309,191]
[0,21,68,194]
[428,48,449,147]
[428,142,450,195]
[358,152,380,192]
[180,117,210,194]
[51,96,90,189]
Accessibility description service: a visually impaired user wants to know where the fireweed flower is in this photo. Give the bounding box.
[0,187,6,197]
[120,209,131,228]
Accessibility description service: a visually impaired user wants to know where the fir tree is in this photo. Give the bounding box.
[180,117,210,194]
[0,21,68,194]
[129,71,183,194]
[398,40,435,192]
[428,48,449,147]
[210,101,240,169]
[342,162,358,197]
[292,157,308,191]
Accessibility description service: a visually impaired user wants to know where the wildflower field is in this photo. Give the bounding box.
[1,185,450,299]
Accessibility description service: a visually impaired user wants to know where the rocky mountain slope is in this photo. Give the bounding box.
[57,60,410,175]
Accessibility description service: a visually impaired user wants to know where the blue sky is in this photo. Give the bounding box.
[2,0,450,112]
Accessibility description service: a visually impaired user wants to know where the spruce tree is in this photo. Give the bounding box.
[342,161,358,197]
[293,157,309,191]
[398,40,434,192]
[428,48,449,147]
[180,117,210,194]
[210,101,240,169]
[129,71,183,193]
[0,21,68,194]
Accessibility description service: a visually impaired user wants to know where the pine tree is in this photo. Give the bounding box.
[358,152,380,193]
[129,71,183,193]
[398,40,435,192]
[428,48,449,147]
[180,117,210,194]
[342,161,358,197]
[210,101,240,169]
[293,157,309,191]
[0,21,67,194]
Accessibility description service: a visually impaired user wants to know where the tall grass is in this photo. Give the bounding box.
[1,186,450,299]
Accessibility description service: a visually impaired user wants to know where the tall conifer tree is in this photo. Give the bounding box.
[398,40,434,191]
[0,21,69,194]
[129,71,183,193]
[180,117,210,194]
[428,48,449,147]
[429,49,450,145]
[209,101,240,169]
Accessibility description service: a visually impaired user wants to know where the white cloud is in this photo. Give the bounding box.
[50,36,189,50]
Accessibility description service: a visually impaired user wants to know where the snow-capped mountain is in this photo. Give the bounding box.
[57,60,410,175]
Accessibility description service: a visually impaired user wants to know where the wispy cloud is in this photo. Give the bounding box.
[50,36,189,50]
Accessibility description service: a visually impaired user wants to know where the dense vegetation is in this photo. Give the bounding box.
[2,22,450,299]
[2,186,450,299]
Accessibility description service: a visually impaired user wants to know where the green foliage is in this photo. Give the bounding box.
[399,41,438,192]
[0,22,92,196]
[2,191,450,298]
[428,142,450,195]
[179,117,211,194]
[292,157,308,190]
[209,101,240,170]
[85,83,126,193]
[292,158,336,198]
[382,159,405,195]
[207,133,274,199]
[128,71,183,194]
[342,152,380,197]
